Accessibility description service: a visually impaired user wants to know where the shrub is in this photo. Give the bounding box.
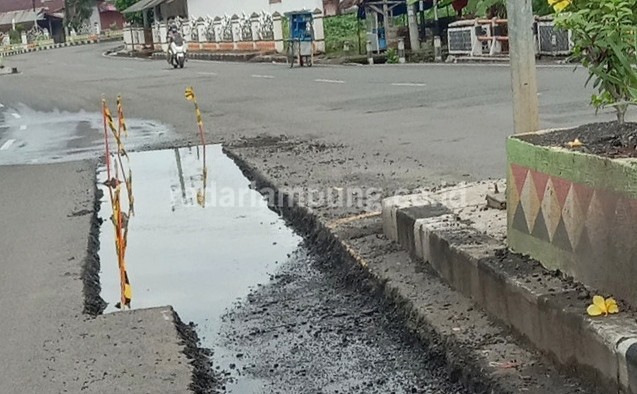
[386,48,399,64]
[325,14,364,55]
[9,29,20,44]
[553,0,637,124]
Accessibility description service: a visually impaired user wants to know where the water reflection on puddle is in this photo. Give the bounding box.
[98,145,301,393]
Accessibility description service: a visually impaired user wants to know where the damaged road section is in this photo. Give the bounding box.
[96,145,471,393]
[217,247,470,393]
[223,136,603,394]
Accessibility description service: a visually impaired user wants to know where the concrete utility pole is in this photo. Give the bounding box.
[407,3,421,51]
[506,0,539,134]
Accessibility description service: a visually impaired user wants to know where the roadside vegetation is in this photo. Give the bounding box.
[325,13,366,55]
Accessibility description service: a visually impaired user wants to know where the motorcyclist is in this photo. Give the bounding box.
[166,24,184,63]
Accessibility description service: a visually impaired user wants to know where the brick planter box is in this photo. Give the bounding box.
[507,130,637,305]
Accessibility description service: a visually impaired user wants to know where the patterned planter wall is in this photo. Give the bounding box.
[507,133,637,305]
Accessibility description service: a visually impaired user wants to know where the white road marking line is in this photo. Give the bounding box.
[1,139,15,151]
[0,103,4,108]
[315,79,345,84]
[11,113,21,119]
[19,125,27,130]
[198,72,218,76]
[391,83,427,87]
[251,74,274,79]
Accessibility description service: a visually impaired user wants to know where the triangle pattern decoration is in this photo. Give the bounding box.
[561,184,585,251]
[541,178,562,242]
[520,172,541,235]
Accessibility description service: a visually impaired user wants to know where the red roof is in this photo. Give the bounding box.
[0,0,65,14]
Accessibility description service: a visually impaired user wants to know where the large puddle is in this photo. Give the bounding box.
[0,104,172,165]
[97,145,301,392]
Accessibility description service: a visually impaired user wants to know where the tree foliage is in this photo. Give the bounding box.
[324,14,365,54]
[464,0,553,17]
[66,0,94,29]
[115,0,144,24]
[555,0,637,123]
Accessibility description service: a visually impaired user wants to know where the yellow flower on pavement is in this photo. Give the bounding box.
[587,295,619,317]
[548,0,572,12]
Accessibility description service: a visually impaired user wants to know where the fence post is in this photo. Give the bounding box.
[250,13,260,50]
[197,20,206,50]
[367,40,373,65]
[312,8,325,53]
[152,22,161,50]
[159,22,168,52]
[213,17,222,50]
[434,36,442,61]
[123,23,132,51]
[231,14,240,50]
[398,38,406,63]
[273,12,284,53]
[182,19,192,42]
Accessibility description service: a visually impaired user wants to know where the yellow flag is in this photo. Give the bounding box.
[185,87,196,102]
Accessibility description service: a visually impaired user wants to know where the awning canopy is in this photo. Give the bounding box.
[122,0,169,13]
[0,8,45,27]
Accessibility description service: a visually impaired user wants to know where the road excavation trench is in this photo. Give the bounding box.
[97,146,470,394]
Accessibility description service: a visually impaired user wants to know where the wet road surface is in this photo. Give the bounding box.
[98,146,470,393]
[0,103,172,165]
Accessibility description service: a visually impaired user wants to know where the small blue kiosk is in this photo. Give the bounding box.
[285,10,314,67]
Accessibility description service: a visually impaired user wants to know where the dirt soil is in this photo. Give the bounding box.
[519,122,637,158]
[217,246,470,394]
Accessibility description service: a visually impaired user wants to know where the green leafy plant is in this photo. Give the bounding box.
[532,0,554,16]
[554,0,637,124]
[465,0,507,17]
[386,48,399,64]
[9,29,21,44]
[115,0,144,24]
[464,0,553,17]
[324,14,365,55]
[66,0,94,29]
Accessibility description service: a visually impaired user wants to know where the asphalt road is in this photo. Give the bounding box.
[0,161,193,393]
[0,43,620,393]
[0,43,627,184]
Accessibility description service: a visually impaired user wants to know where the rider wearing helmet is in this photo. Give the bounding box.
[166,24,183,62]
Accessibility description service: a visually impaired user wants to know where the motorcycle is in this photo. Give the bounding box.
[168,34,186,69]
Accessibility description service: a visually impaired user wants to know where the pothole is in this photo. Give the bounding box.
[97,145,301,392]
[95,145,472,394]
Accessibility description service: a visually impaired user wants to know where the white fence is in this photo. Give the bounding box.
[122,10,326,54]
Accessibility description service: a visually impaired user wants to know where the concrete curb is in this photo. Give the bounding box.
[382,192,637,394]
[147,51,289,64]
[0,37,119,58]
